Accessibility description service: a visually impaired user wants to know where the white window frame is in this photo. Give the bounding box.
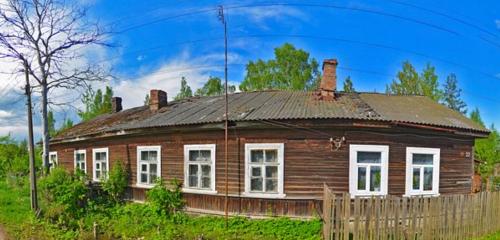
[49,151,58,169]
[92,148,109,182]
[405,147,440,196]
[349,145,389,197]
[74,149,87,173]
[244,143,285,199]
[136,146,162,188]
[183,144,217,194]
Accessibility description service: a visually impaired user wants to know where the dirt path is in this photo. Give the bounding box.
[0,225,8,240]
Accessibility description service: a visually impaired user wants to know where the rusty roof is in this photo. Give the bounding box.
[53,91,488,141]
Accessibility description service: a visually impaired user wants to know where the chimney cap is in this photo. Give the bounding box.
[322,59,338,68]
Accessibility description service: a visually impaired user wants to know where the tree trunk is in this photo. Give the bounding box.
[41,83,50,175]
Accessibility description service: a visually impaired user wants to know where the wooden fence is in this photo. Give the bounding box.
[323,185,500,240]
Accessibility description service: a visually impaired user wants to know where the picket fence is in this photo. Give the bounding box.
[323,185,500,240]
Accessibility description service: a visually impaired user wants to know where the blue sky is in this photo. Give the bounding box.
[0,0,499,139]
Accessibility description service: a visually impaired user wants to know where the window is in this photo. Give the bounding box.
[405,147,440,196]
[244,143,285,198]
[349,145,389,196]
[137,146,161,187]
[183,144,216,194]
[93,148,109,181]
[49,152,58,170]
[74,150,86,173]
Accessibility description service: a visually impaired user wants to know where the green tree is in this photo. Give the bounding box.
[144,94,150,106]
[387,61,442,101]
[343,76,355,93]
[47,111,56,137]
[174,77,193,100]
[59,118,74,132]
[442,74,467,114]
[239,43,321,91]
[195,76,235,97]
[470,108,500,190]
[470,107,484,127]
[78,86,114,121]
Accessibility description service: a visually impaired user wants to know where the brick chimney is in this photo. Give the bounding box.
[319,59,338,99]
[112,97,122,113]
[149,89,167,111]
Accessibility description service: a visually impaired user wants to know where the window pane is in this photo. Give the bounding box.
[150,164,157,176]
[265,166,278,178]
[201,177,211,189]
[102,162,107,172]
[201,165,211,177]
[189,176,198,188]
[370,166,381,191]
[141,164,147,172]
[413,154,433,165]
[189,164,198,176]
[96,171,100,179]
[189,150,199,162]
[413,167,421,190]
[251,178,263,191]
[149,151,157,161]
[141,151,148,161]
[423,167,433,191]
[200,150,211,161]
[357,152,381,163]
[357,167,366,190]
[96,163,100,170]
[265,179,277,192]
[251,167,261,177]
[265,150,277,162]
[140,173,148,183]
[250,150,264,163]
[82,163,85,170]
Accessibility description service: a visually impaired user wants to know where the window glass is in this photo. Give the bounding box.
[265,150,277,162]
[185,145,215,191]
[251,150,264,163]
[357,152,381,163]
[412,167,420,190]
[357,167,366,190]
[370,166,381,191]
[423,167,433,191]
[413,154,433,165]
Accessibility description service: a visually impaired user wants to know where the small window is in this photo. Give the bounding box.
[183,144,216,194]
[74,150,86,173]
[93,148,109,182]
[49,152,58,170]
[137,146,161,187]
[349,145,389,196]
[244,143,285,198]
[406,147,440,196]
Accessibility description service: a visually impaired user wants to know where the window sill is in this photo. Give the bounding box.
[135,184,155,189]
[350,192,387,198]
[404,193,440,198]
[241,192,286,199]
[182,188,218,195]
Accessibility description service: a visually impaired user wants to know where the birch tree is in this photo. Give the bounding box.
[0,0,108,173]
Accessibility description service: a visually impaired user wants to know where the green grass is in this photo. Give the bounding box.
[0,180,321,239]
[474,231,500,240]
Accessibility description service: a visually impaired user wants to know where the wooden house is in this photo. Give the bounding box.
[49,59,488,217]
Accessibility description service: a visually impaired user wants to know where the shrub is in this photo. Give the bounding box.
[146,178,184,217]
[102,160,128,204]
[39,167,88,221]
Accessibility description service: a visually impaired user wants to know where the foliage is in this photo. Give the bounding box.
[442,73,467,114]
[102,160,129,204]
[195,76,236,97]
[174,76,194,100]
[48,111,74,137]
[59,118,74,133]
[78,86,114,121]
[343,76,355,92]
[144,93,150,106]
[0,134,41,179]
[387,61,443,101]
[470,109,500,185]
[239,43,321,91]
[39,167,88,221]
[146,178,184,217]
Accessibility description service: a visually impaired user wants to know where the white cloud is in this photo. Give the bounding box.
[0,123,42,139]
[229,5,306,30]
[113,50,242,108]
[0,110,14,118]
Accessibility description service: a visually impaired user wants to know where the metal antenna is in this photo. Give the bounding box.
[217,5,229,229]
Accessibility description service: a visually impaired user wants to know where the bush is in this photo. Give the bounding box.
[39,167,88,221]
[102,160,128,204]
[146,178,184,217]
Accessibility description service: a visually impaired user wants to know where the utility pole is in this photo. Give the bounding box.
[24,61,38,211]
[217,5,229,228]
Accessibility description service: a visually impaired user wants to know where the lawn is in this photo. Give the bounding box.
[0,179,322,240]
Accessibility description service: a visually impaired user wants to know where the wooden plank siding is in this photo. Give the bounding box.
[50,123,475,217]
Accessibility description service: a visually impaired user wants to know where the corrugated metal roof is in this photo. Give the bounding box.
[53,91,488,141]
